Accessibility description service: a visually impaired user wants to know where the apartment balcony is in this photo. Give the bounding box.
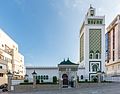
[4,49,13,55]
[0,59,7,65]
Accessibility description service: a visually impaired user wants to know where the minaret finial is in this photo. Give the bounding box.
[90,4,93,8]
[64,58,65,61]
[67,57,69,60]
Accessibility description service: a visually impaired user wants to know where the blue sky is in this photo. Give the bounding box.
[0,0,120,66]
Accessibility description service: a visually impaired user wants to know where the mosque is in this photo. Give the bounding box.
[26,5,105,88]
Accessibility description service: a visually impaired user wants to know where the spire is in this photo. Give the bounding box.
[87,4,95,16]
[90,4,93,9]
[68,57,69,60]
[63,58,65,62]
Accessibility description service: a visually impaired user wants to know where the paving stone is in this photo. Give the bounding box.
[1,83,120,94]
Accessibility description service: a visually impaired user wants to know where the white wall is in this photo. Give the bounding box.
[26,67,58,82]
[26,67,86,82]
[12,80,24,85]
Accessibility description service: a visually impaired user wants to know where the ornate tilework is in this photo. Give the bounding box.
[89,29,101,59]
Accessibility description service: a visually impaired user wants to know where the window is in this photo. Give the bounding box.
[81,75,83,79]
[97,20,99,24]
[90,10,94,16]
[0,66,2,69]
[36,76,38,79]
[113,51,115,61]
[96,54,99,59]
[88,19,103,24]
[41,75,43,79]
[100,20,102,24]
[91,20,93,24]
[88,20,90,24]
[89,51,94,59]
[44,75,46,80]
[92,64,99,72]
[2,44,4,47]
[96,51,100,59]
[0,73,3,77]
[113,28,115,49]
[46,75,49,80]
[93,20,96,24]
[90,53,93,59]
[38,76,41,79]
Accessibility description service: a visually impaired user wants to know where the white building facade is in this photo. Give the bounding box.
[0,28,25,85]
[26,66,86,83]
[79,6,105,81]
[26,66,58,83]
[26,59,84,88]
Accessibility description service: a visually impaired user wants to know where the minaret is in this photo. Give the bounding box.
[79,5,105,81]
[87,4,95,16]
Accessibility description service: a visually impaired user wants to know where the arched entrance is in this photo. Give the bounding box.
[62,74,68,88]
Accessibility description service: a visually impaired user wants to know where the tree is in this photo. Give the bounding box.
[36,79,40,84]
[53,76,57,84]
[24,79,29,83]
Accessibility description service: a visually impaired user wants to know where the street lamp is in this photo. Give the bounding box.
[7,71,13,91]
[25,74,29,80]
[102,71,105,81]
[32,70,37,88]
[97,70,102,83]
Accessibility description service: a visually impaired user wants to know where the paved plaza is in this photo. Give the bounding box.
[0,83,120,94]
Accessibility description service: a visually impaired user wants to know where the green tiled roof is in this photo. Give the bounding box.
[59,58,78,65]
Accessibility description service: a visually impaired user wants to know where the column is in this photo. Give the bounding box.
[7,71,13,91]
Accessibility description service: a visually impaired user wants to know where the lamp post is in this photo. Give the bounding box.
[32,70,37,88]
[102,71,105,81]
[7,71,13,91]
[24,74,29,83]
[97,70,102,83]
[25,74,28,80]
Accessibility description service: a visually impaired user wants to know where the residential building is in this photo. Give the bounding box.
[106,15,120,77]
[0,28,25,85]
[79,5,105,80]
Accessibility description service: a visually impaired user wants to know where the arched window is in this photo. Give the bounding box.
[89,50,94,59]
[96,51,100,59]
[92,64,98,72]
[44,75,46,80]
[81,75,83,79]
[46,75,48,80]
[41,75,43,79]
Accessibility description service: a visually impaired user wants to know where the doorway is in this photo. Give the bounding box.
[62,74,68,88]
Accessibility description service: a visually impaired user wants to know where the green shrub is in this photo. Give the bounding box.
[20,82,33,85]
[24,80,29,83]
[36,79,40,84]
[38,82,57,84]
[85,79,88,82]
[77,76,79,82]
[41,79,43,83]
[53,76,57,84]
